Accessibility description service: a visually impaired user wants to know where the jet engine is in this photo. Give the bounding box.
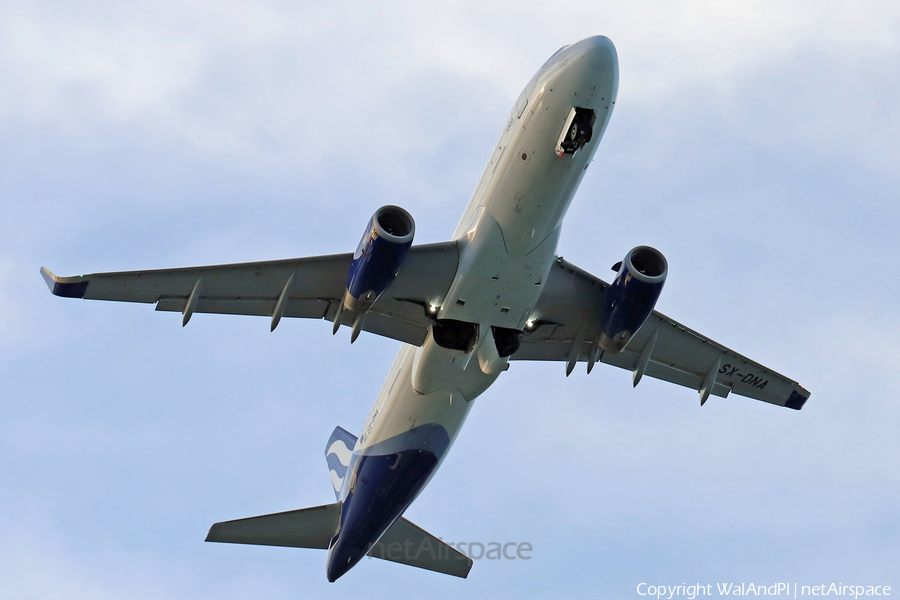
[343,205,415,314]
[598,246,667,353]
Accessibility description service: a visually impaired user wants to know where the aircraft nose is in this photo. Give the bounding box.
[572,35,618,74]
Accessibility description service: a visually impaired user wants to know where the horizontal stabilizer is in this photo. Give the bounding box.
[206,502,341,549]
[368,517,473,579]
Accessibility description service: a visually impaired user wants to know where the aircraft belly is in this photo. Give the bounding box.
[438,210,556,327]
[331,337,492,575]
[356,345,484,460]
[486,119,574,255]
[327,446,441,581]
[348,40,622,483]
[438,57,617,329]
[329,37,623,582]
[485,58,617,256]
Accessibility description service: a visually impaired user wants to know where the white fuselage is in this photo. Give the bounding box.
[326,38,619,579]
[354,36,618,471]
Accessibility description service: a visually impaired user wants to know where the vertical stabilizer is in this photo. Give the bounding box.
[325,426,357,500]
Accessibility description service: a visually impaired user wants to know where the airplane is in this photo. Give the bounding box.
[40,35,810,582]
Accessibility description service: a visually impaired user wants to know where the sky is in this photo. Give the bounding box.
[1,1,899,598]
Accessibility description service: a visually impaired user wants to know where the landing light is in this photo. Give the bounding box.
[525,320,535,328]
[429,305,439,314]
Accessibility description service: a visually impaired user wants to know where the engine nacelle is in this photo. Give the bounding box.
[598,246,667,353]
[343,205,415,313]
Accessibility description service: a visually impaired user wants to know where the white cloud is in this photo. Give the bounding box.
[2,1,899,595]
[2,0,897,170]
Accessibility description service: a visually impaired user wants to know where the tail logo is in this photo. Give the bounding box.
[324,426,358,499]
[326,439,352,493]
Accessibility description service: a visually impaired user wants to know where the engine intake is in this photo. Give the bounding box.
[344,205,415,313]
[599,246,667,353]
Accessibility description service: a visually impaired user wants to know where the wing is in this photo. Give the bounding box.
[512,258,810,410]
[41,242,459,346]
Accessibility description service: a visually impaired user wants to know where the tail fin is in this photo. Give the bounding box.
[325,426,357,500]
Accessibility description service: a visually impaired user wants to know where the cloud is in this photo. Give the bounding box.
[3,1,897,170]
[2,1,899,596]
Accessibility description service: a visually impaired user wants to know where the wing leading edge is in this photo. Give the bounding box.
[40,242,459,347]
[41,246,809,408]
[512,258,810,410]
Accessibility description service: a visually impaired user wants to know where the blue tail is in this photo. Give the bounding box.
[325,427,357,500]
[208,425,471,580]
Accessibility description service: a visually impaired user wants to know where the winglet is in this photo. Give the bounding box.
[40,267,90,298]
[784,389,810,411]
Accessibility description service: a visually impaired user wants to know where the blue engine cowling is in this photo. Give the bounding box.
[344,205,415,312]
[598,246,667,353]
